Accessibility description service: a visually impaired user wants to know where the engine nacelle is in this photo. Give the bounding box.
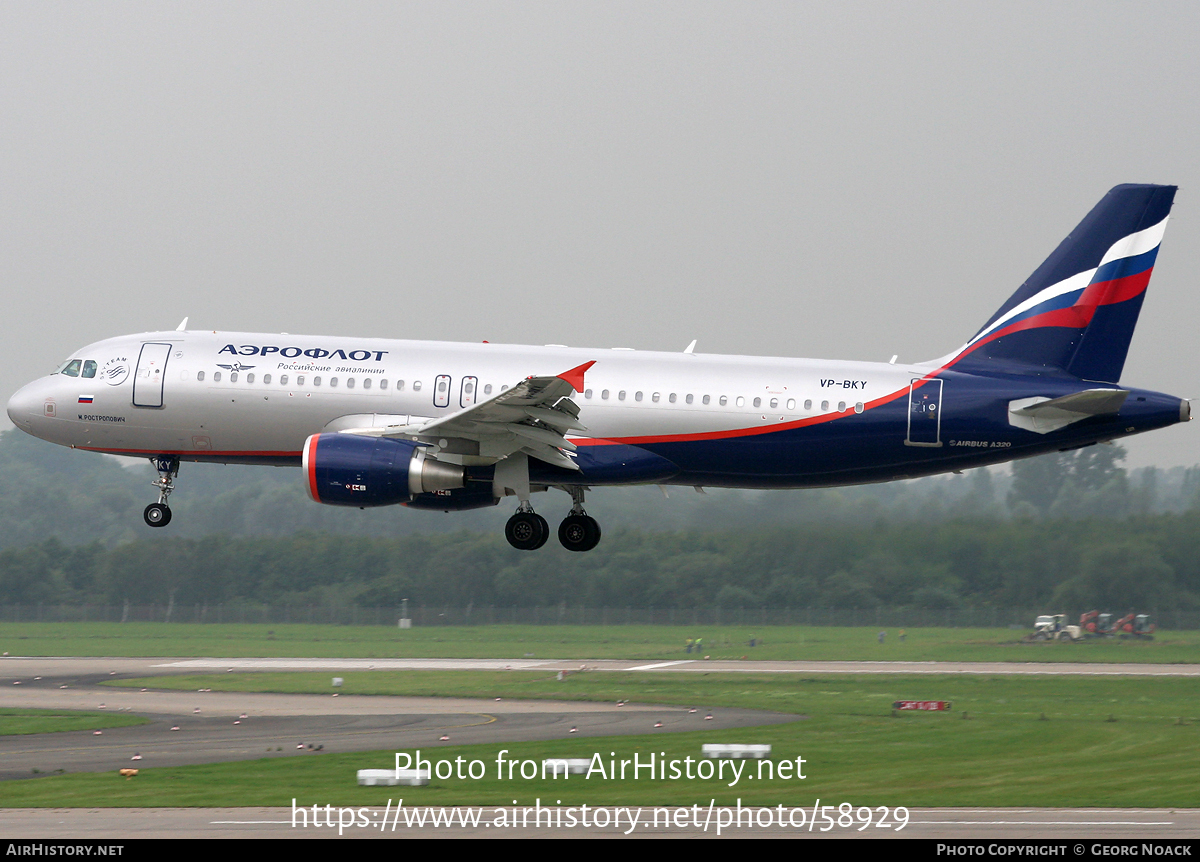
[302,433,465,507]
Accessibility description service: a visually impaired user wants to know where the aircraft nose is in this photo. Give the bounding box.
[6,381,42,428]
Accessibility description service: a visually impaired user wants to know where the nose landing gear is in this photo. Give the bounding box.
[143,456,179,528]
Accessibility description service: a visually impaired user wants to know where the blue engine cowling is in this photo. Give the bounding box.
[302,433,469,507]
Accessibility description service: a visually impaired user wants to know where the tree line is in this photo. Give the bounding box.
[1,514,1196,611]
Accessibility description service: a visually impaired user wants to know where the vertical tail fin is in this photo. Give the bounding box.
[953,184,1175,382]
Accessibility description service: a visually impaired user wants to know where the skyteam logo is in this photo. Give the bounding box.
[100,357,130,386]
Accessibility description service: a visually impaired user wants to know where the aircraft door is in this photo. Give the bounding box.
[132,343,172,408]
[905,378,943,447]
[460,376,478,408]
[434,374,452,408]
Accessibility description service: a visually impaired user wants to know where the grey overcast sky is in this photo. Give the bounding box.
[1,2,1197,466]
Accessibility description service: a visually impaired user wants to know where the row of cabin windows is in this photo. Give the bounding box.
[192,370,864,414]
[196,371,420,391]
[582,389,864,414]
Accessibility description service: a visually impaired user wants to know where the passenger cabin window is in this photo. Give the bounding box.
[821,400,829,411]
[685,394,693,404]
[230,372,239,383]
[314,376,321,386]
[804,399,812,410]
[363,378,371,389]
[197,371,205,382]
[246,373,255,384]
[702,395,709,405]
[787,398,796,410]
[753,397,761,408]
[346,377,355,389]
[413,381,422,391]
[769,398,777,409]
[736,396,745,407]
[483,384,491,395]
[651,392,660,403]
[60,360,81,377]
[82,360,97,378]
[278,375,286,385]
[297,375,305,385]
[719,396,727,406]
[380,379,388,390]
[618,391,626,401]
[330,377,338,387]
[838,401,846,412]
[855,402,864,414]
[213,372,222,382]
[602,389,610,400]
[584,389,592,399]
[635,391,643,402]
[263,374,272,384]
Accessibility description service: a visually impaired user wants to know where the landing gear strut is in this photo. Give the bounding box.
[557,486,601,552]
[144,455,179,528]
[505,502,549,551]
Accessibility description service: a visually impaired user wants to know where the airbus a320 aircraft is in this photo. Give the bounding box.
[6,184,1189,552]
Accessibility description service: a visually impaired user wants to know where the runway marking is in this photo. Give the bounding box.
[153,659,552,670]
[626,660,694,671]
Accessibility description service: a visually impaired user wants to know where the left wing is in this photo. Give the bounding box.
[342,361,595,470]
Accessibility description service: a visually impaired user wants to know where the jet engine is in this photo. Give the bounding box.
[302,433,465,506]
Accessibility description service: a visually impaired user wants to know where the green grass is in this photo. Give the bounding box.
[2,621,1197,662]
[0,708,148,736]
[4,671,1195,808]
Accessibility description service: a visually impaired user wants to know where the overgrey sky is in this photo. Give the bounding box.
[2,2,1196,466]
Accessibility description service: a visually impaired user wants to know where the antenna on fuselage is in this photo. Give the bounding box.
[175,317,189,332]
[889,355,898,364]
[684,340,697,354]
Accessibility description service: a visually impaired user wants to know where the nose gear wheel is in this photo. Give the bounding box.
[143,503,171,527]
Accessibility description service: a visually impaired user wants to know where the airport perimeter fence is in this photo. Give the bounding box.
[2,604,1200,629]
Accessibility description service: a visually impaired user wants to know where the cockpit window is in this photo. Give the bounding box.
[81,360,97,379]
[59,360,82,377]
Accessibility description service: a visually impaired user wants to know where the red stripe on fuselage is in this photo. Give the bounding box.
[571,381,925,447]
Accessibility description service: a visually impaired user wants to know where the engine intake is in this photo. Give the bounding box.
[302,433,466,506]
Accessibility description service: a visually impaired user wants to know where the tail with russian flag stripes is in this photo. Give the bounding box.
[952,184,1176,383]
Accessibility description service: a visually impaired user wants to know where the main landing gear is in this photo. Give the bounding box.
[504,487,601,552]
[143,456,179,528]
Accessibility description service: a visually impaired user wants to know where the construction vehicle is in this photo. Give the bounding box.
[1080,610,1115,637]
[1111,613,1157,640]
[1023,614,1082,642]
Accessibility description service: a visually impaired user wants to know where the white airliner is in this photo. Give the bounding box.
[6,184,1190,551]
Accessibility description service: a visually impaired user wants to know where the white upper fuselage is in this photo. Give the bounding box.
[9,329,923,463]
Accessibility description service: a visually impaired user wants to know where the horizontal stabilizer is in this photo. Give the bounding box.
[1009,389,1129,434]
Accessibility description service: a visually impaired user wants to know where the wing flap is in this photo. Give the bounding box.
[339,361,595,468]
